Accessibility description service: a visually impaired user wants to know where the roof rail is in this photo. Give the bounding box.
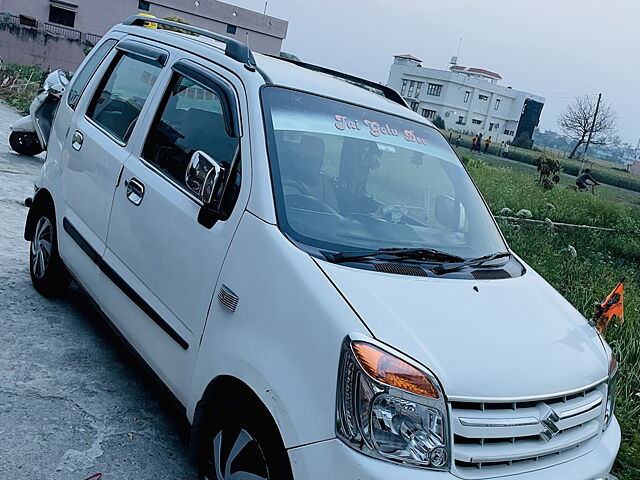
[122,15,257,71]
[273,56,408,108]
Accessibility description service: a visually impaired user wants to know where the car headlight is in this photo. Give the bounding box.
[336,335,449,470]
[604,346,618,431]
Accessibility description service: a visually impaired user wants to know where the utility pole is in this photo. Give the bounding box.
[581,93,601,171]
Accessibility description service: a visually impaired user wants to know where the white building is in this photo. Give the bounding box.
[388,54,545,143]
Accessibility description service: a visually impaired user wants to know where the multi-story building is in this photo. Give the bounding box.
[0,0,288,71]
[388,54,545,143]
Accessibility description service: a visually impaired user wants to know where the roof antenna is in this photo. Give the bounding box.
[448,36,463,69]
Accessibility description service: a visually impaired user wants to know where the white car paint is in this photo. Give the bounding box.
[30,18,620,480]
[315,258,609,400]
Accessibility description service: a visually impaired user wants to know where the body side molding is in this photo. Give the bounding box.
[62,217,189,350]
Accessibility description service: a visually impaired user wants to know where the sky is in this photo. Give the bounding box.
[224,0,639,145]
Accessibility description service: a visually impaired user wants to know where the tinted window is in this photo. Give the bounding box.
[142,74,239,191]
[67,39,116,110]
[87,52,162,142]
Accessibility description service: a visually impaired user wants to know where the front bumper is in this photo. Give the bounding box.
[288,417,620,480]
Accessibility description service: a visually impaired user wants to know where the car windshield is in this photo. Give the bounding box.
[262,87,506,259]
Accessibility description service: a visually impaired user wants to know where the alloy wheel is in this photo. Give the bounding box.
[205,428,269,480]
[31,216,53,279]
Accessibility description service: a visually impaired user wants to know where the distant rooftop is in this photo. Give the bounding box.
[450,65,502,80]
[394,53,423,62]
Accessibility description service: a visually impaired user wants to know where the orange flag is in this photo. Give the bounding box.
[594,278,625,334]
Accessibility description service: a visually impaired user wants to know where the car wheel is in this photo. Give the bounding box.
[9,131,44,156]
[29,204,71,297]
[198,398,293,480]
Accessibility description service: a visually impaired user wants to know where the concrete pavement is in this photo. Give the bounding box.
[0,103,196,479]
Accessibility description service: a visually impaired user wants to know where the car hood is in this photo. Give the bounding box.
[316,259,608,399]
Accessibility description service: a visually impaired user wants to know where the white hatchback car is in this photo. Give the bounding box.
[24,16,620,480]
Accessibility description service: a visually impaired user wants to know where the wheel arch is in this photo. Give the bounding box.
[24,188,55,241]
[189,375,289,466]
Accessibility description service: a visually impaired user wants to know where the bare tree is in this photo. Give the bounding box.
[558,95,617,158]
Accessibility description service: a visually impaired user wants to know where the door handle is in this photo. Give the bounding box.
[71,130,84,151]
[125,178,145,205]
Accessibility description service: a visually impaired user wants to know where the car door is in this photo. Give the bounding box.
[57,39,167,296]
[47,37,118,176]
[100,55,249,403]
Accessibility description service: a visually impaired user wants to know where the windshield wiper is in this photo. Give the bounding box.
[432,251,511,275]
[324,247,465,264]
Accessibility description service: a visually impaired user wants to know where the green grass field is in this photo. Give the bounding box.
[444,129,640,194]
[467,151,640,209]
[465,158,640,479]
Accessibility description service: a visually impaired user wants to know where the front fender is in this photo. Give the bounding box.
[188,212,369,448]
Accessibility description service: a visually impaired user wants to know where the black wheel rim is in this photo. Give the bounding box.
[205,428,269,480]
[31,216,53,279]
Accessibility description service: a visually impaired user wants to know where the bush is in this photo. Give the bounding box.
[433,115,445,129]
[0,63,45,115]
[511,132,534,149]
[534,154,561,190]
[158,16,194,34]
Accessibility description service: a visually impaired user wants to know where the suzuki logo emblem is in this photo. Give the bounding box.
[539,404,560,442]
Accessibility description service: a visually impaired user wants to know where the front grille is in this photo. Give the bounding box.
[449,383,606,478]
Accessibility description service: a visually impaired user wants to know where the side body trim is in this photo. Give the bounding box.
[62,217,189,350]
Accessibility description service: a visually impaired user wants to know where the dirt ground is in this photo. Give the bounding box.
[0,104,197,479]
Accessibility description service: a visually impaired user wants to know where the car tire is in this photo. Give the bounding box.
[29,204,71,297]
[9,131,44,156]
[197,397,293,480]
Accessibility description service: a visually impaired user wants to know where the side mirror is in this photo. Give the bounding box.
[185,150,225,204]
[435,195,466,231]
[186,150,227,228]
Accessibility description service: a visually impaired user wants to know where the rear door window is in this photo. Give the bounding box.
[86,52,162,142]
[67,39,117,110]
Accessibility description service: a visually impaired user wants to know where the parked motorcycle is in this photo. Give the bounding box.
[8,69,69,156]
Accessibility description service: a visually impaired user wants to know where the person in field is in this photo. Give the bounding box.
[576,168,600,191]
[484,136,492,153]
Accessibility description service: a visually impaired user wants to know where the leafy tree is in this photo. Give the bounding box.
[558,95,617,159]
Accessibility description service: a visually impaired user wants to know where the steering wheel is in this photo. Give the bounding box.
[282,178,311,196]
